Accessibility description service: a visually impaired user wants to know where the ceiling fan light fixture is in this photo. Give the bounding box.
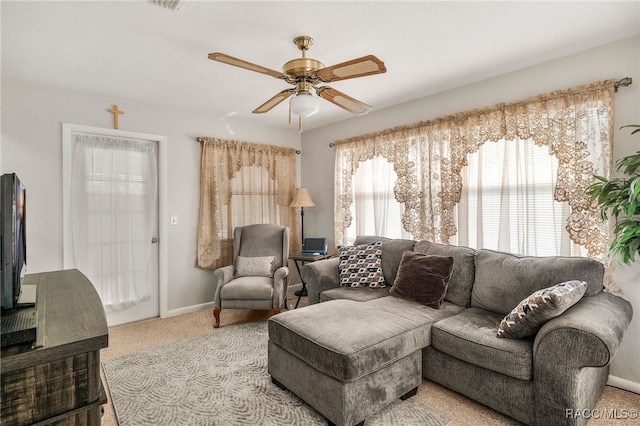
[290,92,320,118]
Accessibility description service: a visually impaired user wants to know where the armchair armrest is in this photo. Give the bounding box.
[213,265,234,308]
[272,266,289,309]
[300,257,340,305]
[534,292,632,368]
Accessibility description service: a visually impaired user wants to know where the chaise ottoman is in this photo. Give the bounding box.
[267,299,425,426]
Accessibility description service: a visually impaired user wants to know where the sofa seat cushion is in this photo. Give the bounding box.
[431,307,534,380]
[320,286,390,303]
[268,299,430,382]
[365,296,465,340]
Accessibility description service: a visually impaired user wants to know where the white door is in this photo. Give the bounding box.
[64,130,160,326]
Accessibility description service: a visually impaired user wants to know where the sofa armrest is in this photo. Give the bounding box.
[534,292,632,368]
[213,265,234,308]
[300,257,341,305]
[532,292,632,425]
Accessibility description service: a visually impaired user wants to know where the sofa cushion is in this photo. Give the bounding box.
[414,241,476,307]
[353,236,416,285]
[431,307,534,380]
[365,296,465,334]
[497,280,587,339]
[320,286,390,303]
[471,249,604,315]
[268,299,432,382]
[338,241,385,288]
[389,252,453,308]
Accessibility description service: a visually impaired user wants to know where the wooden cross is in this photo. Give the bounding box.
[107,105,124,129]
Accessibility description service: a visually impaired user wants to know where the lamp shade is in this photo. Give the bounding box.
[290,93,320,118]
[289,188,316,208]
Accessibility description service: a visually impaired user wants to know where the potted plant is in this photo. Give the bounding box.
[587,124,640,265]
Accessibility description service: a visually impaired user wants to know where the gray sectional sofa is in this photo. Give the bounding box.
[276,235,633,426]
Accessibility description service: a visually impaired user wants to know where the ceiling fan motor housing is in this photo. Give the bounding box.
[283,58,324,80]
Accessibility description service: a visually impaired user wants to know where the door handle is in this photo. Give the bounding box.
[151,237,158,244]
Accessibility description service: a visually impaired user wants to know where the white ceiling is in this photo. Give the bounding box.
[2,1,639,132]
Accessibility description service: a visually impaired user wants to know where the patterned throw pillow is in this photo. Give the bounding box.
[235,256,276,278]
[497,280,587,339]
[338,241,386,288]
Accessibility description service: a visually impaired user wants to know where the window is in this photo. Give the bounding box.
[453,138,581,256]
[345,155,411,244]
[85,144,150,195]
[219,166,284,239]
[195,138,297,269]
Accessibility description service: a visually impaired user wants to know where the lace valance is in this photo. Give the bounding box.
[335,79,616,258]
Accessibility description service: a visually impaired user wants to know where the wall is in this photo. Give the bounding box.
[1,78,301,314]
[301,35,640,388]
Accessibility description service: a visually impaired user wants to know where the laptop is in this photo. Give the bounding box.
[301,237,328,255]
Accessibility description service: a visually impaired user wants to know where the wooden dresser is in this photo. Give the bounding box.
[1,269,108,425]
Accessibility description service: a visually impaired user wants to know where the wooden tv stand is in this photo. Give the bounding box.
[1,269,108,425]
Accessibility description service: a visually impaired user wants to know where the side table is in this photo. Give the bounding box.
[290,253,332,308]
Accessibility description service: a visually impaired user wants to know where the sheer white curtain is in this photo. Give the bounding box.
[345,155,411,243]
[70,135,158,312]
[454,138,582,257]
[224,166,281,230]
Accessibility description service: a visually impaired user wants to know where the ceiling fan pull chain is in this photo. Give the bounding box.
[299,116,302,133]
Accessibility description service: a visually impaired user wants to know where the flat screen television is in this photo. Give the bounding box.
[1,173,27,311]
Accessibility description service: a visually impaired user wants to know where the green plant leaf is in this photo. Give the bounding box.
[631,176,640,201]
[589,124,640,265]
[621,124,640,135]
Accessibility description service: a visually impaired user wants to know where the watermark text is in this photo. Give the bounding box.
[566,408,638,420]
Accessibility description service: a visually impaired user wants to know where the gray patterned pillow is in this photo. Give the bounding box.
[235,256,276,278]
[497,280,587,339]
[339,241,385,288]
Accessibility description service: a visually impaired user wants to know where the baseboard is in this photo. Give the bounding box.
[167,301,215,318]
[607,374,640,394]
[166,285,304,318]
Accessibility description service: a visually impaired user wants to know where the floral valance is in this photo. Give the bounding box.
[334,79,616,258]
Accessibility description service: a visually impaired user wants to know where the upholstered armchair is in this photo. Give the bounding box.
[213,224,290,328]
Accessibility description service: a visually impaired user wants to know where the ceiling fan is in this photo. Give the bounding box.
[208,36,387,130]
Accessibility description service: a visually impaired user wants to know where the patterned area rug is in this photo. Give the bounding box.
[102,321,450,426]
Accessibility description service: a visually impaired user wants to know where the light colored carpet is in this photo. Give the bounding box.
[102,321,451,426]
[99,288,640,426]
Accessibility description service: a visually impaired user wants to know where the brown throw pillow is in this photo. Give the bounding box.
[390,252,454,309]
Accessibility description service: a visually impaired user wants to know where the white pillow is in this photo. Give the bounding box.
[235,256,276,278]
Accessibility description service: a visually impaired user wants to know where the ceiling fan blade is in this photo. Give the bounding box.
[252,89,294,114]
[208,52,286,79]
[316,55,386,82]
[316,87,372,115]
